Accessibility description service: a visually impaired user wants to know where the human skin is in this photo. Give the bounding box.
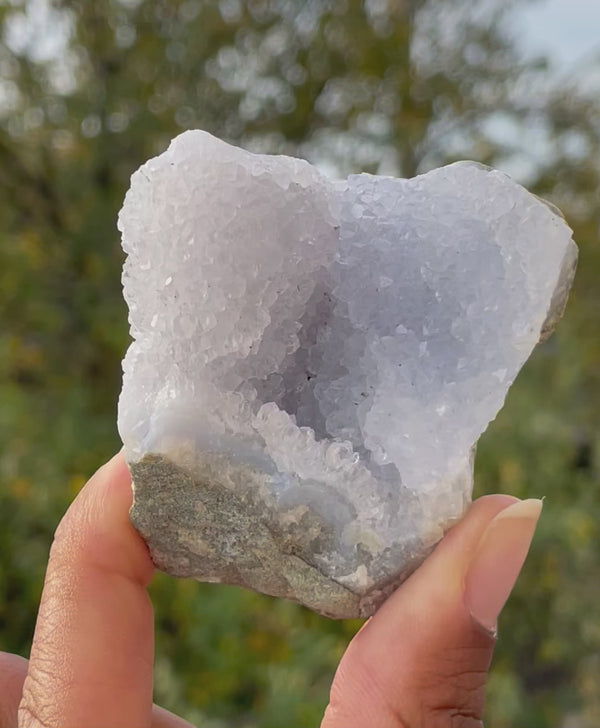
[0,452,541,728]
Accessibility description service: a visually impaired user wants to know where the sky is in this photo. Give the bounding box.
[516,0,600,70]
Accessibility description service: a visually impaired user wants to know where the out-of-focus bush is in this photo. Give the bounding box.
[0,2,598,725]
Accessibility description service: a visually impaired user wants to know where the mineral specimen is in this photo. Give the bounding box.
[117,130,577,618]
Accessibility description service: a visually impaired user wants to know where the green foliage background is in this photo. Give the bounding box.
[0,1,598,726]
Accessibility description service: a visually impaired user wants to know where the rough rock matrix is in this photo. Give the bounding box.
[118,130,577,618]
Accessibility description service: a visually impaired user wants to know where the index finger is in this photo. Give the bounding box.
[18,453,155,728]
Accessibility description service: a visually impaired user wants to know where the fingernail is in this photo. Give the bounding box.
[465,499,543,632]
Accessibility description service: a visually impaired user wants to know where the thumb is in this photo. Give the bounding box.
[321,495,542,728]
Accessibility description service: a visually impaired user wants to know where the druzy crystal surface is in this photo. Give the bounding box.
[118,130,577,618]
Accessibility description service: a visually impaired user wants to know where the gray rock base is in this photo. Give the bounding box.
[130,454,430,618]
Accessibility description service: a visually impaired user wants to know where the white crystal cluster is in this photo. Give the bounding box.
[118,131,576,613]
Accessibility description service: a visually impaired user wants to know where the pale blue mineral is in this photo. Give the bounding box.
[117,131,577,618]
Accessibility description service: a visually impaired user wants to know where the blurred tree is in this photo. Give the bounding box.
[0,1,598,726]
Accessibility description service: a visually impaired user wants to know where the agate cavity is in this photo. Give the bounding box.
[118,131,576,618]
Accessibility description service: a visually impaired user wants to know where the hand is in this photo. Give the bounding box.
[0,454,541,728]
